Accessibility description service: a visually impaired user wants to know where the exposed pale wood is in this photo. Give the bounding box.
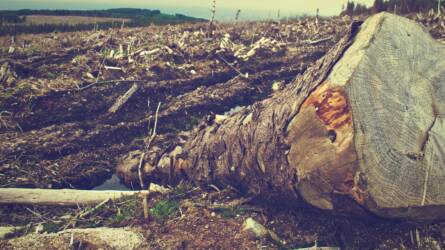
[0,188,148,206]
[107,83,139,113]
[104,65,123,71]
[304,36,333,45]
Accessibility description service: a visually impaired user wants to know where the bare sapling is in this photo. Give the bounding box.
[208,0,216,36]
[316,8,320,31]
[235,9,241,24]
[139,99,162,220]
[121,19,125,29]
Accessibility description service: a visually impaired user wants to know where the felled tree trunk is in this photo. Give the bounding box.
[118,13,445,221]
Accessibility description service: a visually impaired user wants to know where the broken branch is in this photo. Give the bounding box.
[108,83,139,114]
[0,188,149,206]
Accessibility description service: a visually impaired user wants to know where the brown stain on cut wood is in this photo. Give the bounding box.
[286,81,365,210]
[301,84,352,131]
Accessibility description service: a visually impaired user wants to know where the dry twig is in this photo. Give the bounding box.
[62,198,110,231]
[108,83,139,113]
[138,99,162,220]
[73,79,149,91]
[208,0,217,36]
[216,54,247,78]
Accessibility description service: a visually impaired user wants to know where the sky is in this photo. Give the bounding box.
[0,0,375,20]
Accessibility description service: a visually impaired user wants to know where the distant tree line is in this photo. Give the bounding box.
[1,8,162,19]
[0,13,27,26]
[0,22,123,36]
[342,0,444,15]
[343,1,369,15]
[0,8,206,36]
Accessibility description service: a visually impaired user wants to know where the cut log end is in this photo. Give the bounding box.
[288,12,445,220]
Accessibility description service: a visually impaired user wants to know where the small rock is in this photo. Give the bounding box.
[242,218,285,244]
[242,218,268,239]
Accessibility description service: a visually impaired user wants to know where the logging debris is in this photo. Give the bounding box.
[107,83,139,113]
[0,16,347,189]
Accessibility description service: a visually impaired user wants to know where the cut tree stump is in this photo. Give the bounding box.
[118,13,445,221]
[0,188,148,206]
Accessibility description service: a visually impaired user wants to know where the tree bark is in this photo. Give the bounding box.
[118,13,445,221]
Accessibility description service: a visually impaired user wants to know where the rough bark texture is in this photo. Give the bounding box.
[119,22,362,208]
[171,27,360,204]
[121,13,445,221]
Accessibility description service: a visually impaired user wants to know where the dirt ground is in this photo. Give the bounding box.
[1,185,445,249]
[0,16,349,189]
[1,13,445,249]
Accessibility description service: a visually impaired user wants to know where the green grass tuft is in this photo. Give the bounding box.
[150,199,180,221]
[215,207,246,219]
[42,222,59,233]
